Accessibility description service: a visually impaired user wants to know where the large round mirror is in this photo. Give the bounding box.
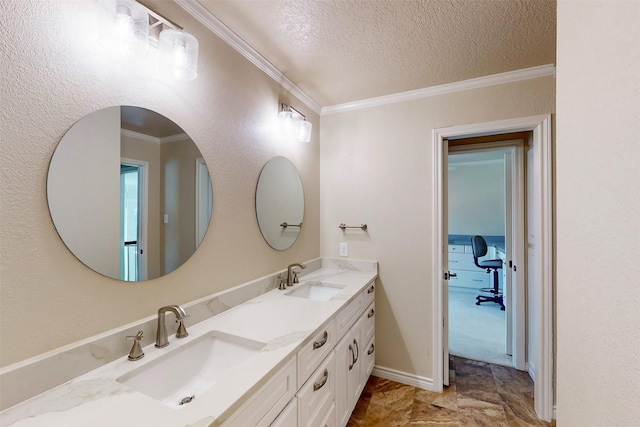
[255,157,304,250]
[47,106,213,281]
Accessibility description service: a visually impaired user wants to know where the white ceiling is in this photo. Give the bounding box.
[194,0,556,108]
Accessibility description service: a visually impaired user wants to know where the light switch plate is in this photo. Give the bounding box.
[339,242,348,257]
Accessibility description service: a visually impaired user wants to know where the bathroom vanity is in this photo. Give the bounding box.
[0,260,377,427]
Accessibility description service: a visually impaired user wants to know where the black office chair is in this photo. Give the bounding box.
[471,235,505,310]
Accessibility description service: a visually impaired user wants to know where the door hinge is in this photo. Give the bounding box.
[509,260,513,268]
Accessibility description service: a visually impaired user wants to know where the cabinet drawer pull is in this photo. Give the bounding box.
[313,331,328,350]
[313,369,328,391]
[368,308,375,318]
[368,343,375,355]
[353,338,359,364]
[348,345,355,370]
[367,285,375,294]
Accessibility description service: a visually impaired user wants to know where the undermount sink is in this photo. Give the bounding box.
[117,330,265,409]
[285,281,345,301]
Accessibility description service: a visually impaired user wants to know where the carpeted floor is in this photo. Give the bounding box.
[448,287,512,367]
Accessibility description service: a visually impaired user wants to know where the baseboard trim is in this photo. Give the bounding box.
[371,365,437,391]
[528,361,536,381]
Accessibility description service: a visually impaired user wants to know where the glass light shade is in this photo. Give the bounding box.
[103,0,149,57]
[159,29,199,81]
[298,119,312,142]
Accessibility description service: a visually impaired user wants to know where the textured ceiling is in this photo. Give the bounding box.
[197,0,556,107]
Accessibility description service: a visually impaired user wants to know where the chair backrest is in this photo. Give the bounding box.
[471,235,488,264]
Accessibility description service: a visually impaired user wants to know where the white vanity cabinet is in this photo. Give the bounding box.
[335,284,376,427]
[224,281,376,427]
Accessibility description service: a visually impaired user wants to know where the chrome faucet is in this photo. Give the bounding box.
[287,263,306,287]
[155,305,189,348]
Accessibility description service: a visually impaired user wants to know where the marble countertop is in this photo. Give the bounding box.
[1,266,377,427]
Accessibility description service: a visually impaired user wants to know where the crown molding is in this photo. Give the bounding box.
[121,129,190,144]
[322,64,556,115]
[174,0,321,115]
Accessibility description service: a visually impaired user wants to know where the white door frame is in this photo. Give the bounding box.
[121,157,149,281]
[432,115,553,421]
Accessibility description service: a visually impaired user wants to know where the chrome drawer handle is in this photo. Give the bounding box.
[313,331,328,350]
[367,285,375,294]
[313,369,328,391]
[368,343,375,355]
[368,308,375,318]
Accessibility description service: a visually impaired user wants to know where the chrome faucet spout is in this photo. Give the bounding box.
[287,263,307,287]
[155,305,189,348]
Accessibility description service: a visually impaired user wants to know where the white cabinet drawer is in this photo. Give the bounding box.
[223,357,297,427]
[448,270,490,289]
[270,398,297,427]
[362,303,375,345]
[448,244,465,253]
[317,401,336,427]
[363,337,375,379]
[335,293,364,340]
[448,252,476,270]
[298,320,336,389]
[363,281,375,308]
[298,351,335,427]
[464,245,474,254]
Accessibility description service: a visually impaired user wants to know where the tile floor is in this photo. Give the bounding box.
[347,356,555,426]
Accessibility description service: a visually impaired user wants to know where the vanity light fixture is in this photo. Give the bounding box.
[101,0,149,57]
[101,0,199,80]
[279,103,313,143]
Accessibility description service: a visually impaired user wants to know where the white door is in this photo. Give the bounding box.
[504,150,514,355]
[504,145,526,369]
[442,140,450,386]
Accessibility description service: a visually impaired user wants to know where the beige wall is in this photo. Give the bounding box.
[0,0,320,366]
[556,1,640,425]
[320,77,555,380]
[160,138,200,274]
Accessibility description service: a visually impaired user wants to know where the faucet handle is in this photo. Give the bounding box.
[126,331,144,341]
[126,331,145,361]
[176,320,189,339]
[292,271,299,284]
[277,274,287,290]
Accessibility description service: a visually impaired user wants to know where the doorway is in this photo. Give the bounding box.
[120,158,149,281]
[432,115,553,421]
[446,142,523,369]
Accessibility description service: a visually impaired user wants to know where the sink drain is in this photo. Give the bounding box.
[179,395,195,405]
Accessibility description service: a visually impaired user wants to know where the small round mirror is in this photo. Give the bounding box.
[47,106,213,281]
[255,157,304,250]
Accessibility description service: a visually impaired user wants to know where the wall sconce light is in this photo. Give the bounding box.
[101,0,199,80]
[279,103,312,143]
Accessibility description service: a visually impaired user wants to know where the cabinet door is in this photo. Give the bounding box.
[349,316,365,406]
[334,329,354,427]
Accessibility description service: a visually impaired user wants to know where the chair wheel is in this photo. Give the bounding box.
[501,306,505,311]
[476,302,480,305]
